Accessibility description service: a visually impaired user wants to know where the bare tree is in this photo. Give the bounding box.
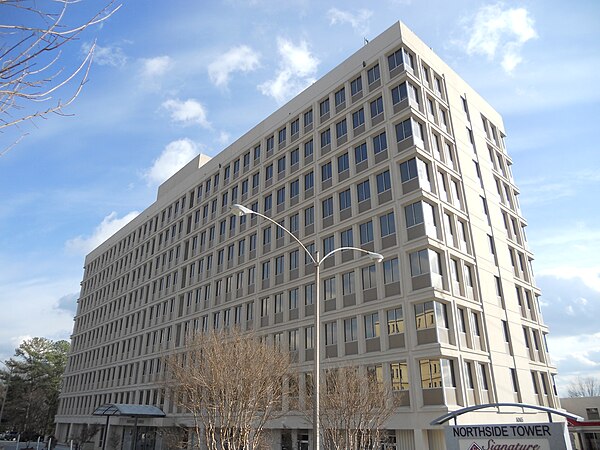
[68,423,100,450]
[0,0,120,153]
[164,329,291,450]
[308,366,395,450]
[567,376,600,397]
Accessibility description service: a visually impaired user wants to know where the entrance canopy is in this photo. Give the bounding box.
[93,403,166,418]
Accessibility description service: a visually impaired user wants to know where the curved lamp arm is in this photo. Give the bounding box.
[230,204,317,264]
[320,246,383,266]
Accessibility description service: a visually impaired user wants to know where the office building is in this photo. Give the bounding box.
[55,22,558,449]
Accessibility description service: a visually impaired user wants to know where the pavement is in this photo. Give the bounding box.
[0,442,71,450]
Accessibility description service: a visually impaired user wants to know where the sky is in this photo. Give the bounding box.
[1,0,599,394]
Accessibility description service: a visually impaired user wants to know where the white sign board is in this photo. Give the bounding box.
[445,422,572,450]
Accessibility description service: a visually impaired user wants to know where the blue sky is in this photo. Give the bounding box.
[1,0,599,393]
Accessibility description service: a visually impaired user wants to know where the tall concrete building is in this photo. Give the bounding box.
[55,22,558,449]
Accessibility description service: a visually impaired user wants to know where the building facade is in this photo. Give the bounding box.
[561,397,600,449]
[55,22,558,450]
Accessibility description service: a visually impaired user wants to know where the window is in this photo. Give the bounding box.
[290,213,299,233]
[342,271,355,295]
[260,297,269,317]
[399,157,427,183]
[261,261,270,280]
[325,321,337,345]
[405,201,424,227]
[587,408,600,420]
[383,257,399,284]
[373,131,387,154]
[304,139,314,158]
[409,249,440,277]
[344,317,358,342]
[289,288,298,309]
[304,171,314,190]
[359,221,374,244]
[290,179,299,198]
[338,152,349,173]
[320,129,331,148]
[395,118,414,142]
[291,118,300,136]
[253,145,261,160]
[263,194,272,212]
[277,156,286,175]
[335,119,347,139]
[339,189,351,210]
[277,187,285,205]
[334,87,345,107]
[390,362,409,390]
[265,164,273,182]
[274,293,283,313]
[364,312,380,338]
[367,64,380,85]
[304,109,313,127]
[376,170,391,194]
[278,128,287,145]
[323,235,334,255]
[275,255,284,276]
[352,108,365,128]
[370,96,384,118]
[305,283,314,305]
[380,212,396,237]
[350,76,362,95]
[354,142,368,164]
[321,162,332,182]
[304,206,314,226]
[289,250,299,270]
[319,98,330,117]
[266,135,274,152]
[322,197,334,218]
[478,364,489,390]
[362,264,376,289]
[391,81,419,105]
[305,326,314,349]
[341,228,353,247]
[388,48,406,71]
[357,180,371,202]
[387,307,404,334]
[414,301,435,330]
[290,148,299,166]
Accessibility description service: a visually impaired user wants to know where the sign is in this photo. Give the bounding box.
[445,422,572,450]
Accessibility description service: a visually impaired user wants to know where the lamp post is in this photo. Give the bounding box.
[230,204,383,450]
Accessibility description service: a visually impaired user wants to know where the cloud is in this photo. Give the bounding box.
[217,131,231,146]
[56,293,79,315]
[258,38,319,104]
[66,211,140,254]
[140,55,172,78]
[84,43,128,67]
[462,3,537,73]
[162,98,210,128]
[327,8,373,36]
[143,138,200,185]
[208,46,261,88]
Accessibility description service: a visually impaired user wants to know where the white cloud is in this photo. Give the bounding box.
[84,43,128,67]
[143,138,200,185]
[208,46,261,88]
[140,55,172,78]
[217,131,231,146]
[463,3,537,73]
[162,98,210,128]
[66,211,140,254]
[258,38,319,104]
[327,7,373,36]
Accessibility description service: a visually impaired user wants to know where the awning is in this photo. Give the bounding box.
[92,403,166,418]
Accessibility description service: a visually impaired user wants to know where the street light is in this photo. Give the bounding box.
[230,204,384,450]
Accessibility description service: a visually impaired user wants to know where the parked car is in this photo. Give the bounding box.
[3,431,19,441]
